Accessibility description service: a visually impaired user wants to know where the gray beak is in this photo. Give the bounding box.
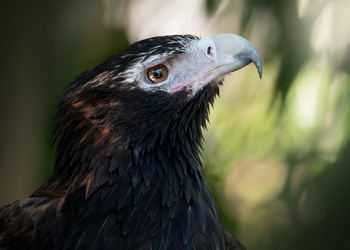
[210,33,262,79]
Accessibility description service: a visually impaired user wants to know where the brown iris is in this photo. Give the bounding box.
[147,64,168,83]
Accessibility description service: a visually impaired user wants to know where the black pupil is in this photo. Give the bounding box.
[153,68,163,78]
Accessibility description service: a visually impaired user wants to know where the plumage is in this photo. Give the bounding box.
[0,33,261,249]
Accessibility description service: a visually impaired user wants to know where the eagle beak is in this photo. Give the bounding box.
[169,33,262,93]
[210,33,262,79]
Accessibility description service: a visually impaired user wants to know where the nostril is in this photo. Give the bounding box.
[207,46,213,56]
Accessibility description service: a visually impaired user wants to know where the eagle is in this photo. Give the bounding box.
[0,33,261,249]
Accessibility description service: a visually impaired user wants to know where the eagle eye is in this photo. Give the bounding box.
[147,64,168,83]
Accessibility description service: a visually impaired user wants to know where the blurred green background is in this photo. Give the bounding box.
[0,0,349,249]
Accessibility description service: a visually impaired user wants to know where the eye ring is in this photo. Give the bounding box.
[147,64,168,83]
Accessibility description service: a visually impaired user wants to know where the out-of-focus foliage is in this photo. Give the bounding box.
[200,0,350,249]
[1,0,349,249]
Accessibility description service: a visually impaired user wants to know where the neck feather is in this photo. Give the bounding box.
[34,83,219,199]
